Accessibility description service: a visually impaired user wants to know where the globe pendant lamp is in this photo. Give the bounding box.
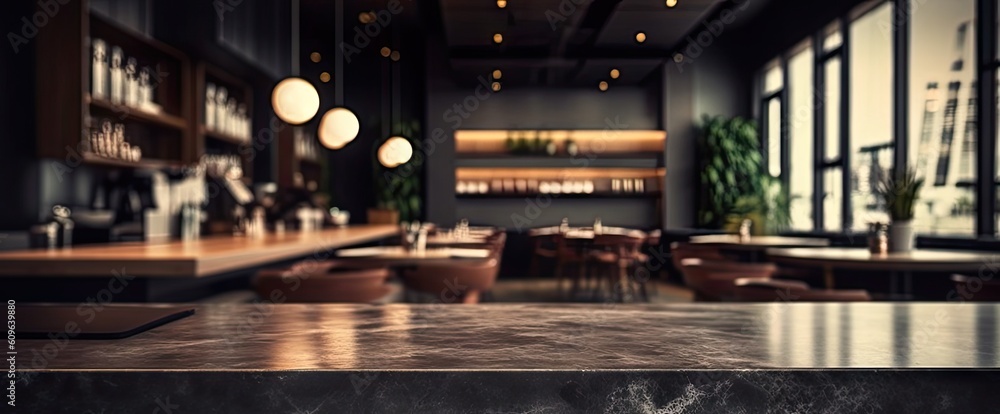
[271,77,320,125]
[318,107,360,150]
[378,136,413,168]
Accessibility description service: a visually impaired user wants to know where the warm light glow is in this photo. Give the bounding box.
[380,47,391,57]
[492,69,502,80]
[610,69,620,79]
[497,0,507,8]
[491,82,501,92]
[272,78,320,125]
[457,167,665,180]
[673,53,684,63]
[318,107,360,150]
[359,11,374,23]
[599,81,608,91]
[310,52,321,63]
[319,72,331,83]
[635,32,646,43]
[378,136,413,168]
[454,130,666,154]
[666,0,678,7]
[493,33,503,44]
[390,51,400,61]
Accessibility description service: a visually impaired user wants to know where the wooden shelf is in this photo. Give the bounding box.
[200,125,249,146]
[455,155,662,169]
[456,192,662,200]
[87,95,187,130]
[81,152,183,170]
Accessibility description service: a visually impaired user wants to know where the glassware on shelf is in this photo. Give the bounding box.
[109,46,124,104]
[124,57,138,106]
[91,38,108,99]
[215,87,228,134]
[205,83,217,129]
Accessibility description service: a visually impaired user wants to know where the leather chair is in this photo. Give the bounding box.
[951,274,1000,301]
[589,231,648,301]
[733,277,871,302]
[528,226,560,276]
[679,258,778,301]
[253,263,392,303]
[401,258,500,304]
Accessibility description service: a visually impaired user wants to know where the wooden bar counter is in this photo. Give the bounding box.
[1,225,398,302]
[0,225,397,277]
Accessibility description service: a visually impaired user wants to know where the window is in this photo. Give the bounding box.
[788,46,814,230]
[908,0,976,235]
[755,0,1000,240]
[849,3,893,230]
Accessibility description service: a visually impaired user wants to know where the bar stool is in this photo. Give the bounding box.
[733,277,871,302]
[401,258,500,304]
[253,263,392,303]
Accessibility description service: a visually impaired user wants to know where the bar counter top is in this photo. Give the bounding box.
[0,224,397,277]
[17,303,1000,412]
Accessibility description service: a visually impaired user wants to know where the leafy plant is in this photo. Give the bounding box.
[698,115,774,230]
[875,167,923,221]
[373,120,422,222]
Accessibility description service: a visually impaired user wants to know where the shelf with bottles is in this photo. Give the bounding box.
[454,167,664,199]
[196,63,254,147]
[77,115,186,169]
[37,2,193,164]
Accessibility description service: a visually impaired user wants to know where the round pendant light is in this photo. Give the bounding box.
[378,136,413,168]
[272,77,320,125]
[318,107,360,150]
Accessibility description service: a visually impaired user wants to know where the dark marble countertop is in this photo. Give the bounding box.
[21,302,1000,371]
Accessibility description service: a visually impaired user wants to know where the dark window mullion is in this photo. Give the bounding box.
[976,0,998,236]
[813,32,826,232]
[892,0,909,177]
[781,56,792,195]
[840,15,853,231]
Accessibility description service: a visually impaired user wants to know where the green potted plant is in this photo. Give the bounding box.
[698,115,787,234]
[875,167,924,252]
[368,121,422,224]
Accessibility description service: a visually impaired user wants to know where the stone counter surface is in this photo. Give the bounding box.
[16,303,1000,412]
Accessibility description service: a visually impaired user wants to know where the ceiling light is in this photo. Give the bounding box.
[497,0,507,8]
[492,69,502,80]
[610,69,620,79]
[493,33,503,44]
[666,0,678,7]
[378,136,413,168]
[318,107,360,150]
[491,82,501,92]
[390,51,400,61]
[309,52,321,63]
[599,81,608,92]
[635,32,646,43]
[319,72,331,83]
[380,47,391,57]
[272,77,320,125]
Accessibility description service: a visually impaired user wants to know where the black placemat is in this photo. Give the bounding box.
[18,305,195,339]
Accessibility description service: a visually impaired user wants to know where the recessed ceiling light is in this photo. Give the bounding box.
[380,47,391,57]
[493,33,504,44]
[610,69,620,79]
[491,82,502,92]
[599,81,608,92]
[309,52,321,63]
[319,72,331,83]
[492,69,503,80]
[635,32,646,43]
[497,0,507,8]
[390,51,400,61]
[666,0,678,8]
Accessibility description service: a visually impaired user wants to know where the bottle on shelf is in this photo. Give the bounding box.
[205,83,217,129]
[593,217,603,235]
[91,38,108,99]
[124,57,138,106]
[109,46,124,104]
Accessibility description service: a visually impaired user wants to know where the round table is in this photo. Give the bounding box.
[766,247,996,294]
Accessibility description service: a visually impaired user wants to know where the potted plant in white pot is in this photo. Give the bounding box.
[875,167,924,253]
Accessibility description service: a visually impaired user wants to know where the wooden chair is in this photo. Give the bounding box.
[589,231,648,301]
[527,226,560,276]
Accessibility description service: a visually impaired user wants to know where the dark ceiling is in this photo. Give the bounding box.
[301,0,732,87]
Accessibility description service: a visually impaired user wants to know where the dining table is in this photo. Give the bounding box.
[689,234,830,261]
[766,247,997,295]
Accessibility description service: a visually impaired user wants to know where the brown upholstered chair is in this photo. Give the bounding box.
[950,274,1000,301]
[253,263,392,303]
[401,258,500,304]
[678,258,778,301]
[528,226,560,276]
[670,242,730,270]
[733,277,871,302]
